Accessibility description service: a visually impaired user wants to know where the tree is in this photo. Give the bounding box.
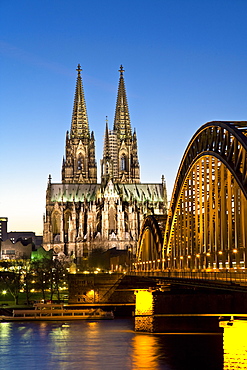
[31,259,51,301]
[0,261,23,305]
[22,259,36,304]
[31,255,70,302]
[51,256,70,301]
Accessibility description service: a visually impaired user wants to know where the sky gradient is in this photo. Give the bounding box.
[1,0,247,235]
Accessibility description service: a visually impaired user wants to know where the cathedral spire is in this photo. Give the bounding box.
[70,64,90,141]
[113,65,132,141]
[62,65,97,184]
[103,116,110,158]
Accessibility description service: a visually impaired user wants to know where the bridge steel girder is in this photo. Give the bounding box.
[136,215,163,271]
[163,121,247,271]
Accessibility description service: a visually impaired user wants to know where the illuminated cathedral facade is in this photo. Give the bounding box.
[43,65,167,262]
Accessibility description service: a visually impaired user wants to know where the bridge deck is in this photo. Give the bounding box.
[129,271,247,292]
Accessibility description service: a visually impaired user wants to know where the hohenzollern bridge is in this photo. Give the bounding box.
[134,121,247,285]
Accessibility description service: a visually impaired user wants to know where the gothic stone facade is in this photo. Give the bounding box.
[43,65,167,262]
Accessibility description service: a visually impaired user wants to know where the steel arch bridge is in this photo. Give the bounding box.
[135,121,247,273]
[136,215,164,271]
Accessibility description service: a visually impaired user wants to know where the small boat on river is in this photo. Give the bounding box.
[0,302,114,321]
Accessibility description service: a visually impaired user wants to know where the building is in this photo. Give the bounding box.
[7,231,42,248]
[0,239,33,260]
[0,217,8,241]
[0,217,43,248]
[43,65,167,264]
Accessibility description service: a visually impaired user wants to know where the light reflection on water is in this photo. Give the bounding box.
[0,319,223,370]
[222,320,247,369]
[132,334,161,369]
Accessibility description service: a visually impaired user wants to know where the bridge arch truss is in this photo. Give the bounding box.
[136,215,164,271]
[162,121,247,271]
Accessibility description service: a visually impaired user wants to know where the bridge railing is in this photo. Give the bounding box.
[130,270,247,284]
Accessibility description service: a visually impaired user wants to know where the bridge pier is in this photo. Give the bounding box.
[134,285,247,333]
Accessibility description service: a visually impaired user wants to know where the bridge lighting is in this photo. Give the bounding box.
[161,122,247,272]
[157,259,160,262]
[180,256,183,259]
[187,255,191,259]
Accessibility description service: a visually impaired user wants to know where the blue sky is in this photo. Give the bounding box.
[1,0,247,235]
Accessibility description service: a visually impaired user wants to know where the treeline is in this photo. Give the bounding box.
[0,257,71,305]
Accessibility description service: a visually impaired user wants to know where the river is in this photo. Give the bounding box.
[0,318,245,369]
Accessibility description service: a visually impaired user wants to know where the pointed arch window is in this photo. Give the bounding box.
[52,212,61,241]
[121,156,126,171]
[77,153,84,171]
[109,206,116,232]
[64,210,71,243]
[64,210,71,234]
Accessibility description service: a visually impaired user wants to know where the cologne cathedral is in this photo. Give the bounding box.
[43,65,167,263]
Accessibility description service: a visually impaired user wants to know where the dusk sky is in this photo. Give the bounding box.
[1,0,247,235]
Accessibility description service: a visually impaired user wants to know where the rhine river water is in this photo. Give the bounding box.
[0,318,246,370]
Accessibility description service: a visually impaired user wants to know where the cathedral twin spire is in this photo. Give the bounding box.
[113,65,132,141]
[70,64,90,141]
[62,64,97,184]
[62,64,140,185]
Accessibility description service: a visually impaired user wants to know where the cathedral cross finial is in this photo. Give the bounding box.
[119,65,125,76]
[76,64,82,75]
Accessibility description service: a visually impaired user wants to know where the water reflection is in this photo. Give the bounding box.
[0,320,223,370]
[132,334,160,369]
[222,320,247,369]
[0,322,11,340]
